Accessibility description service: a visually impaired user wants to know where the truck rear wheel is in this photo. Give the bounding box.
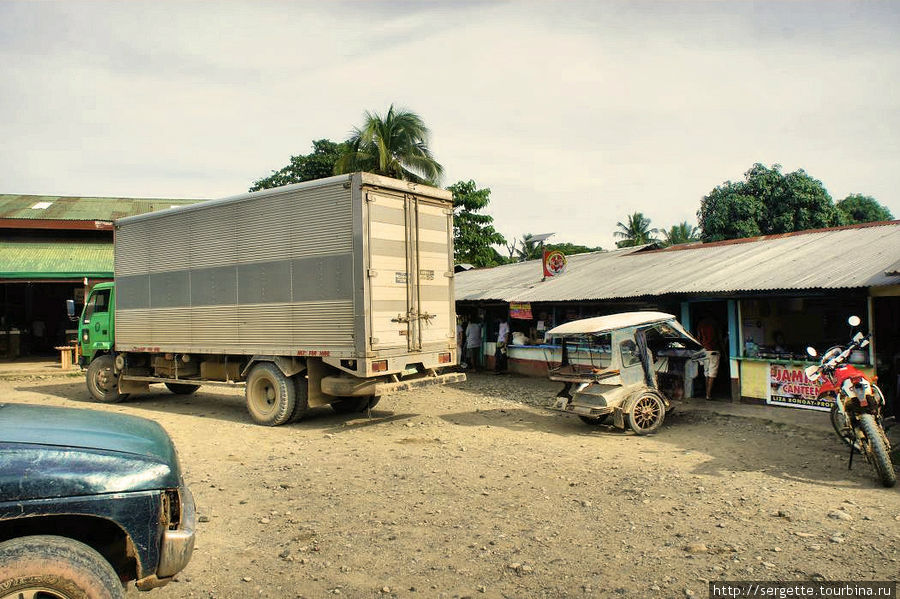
[0,534,125,599]
[331,396,380,414]
[86,355,128,404]
[288,375,310,423]
[165,382,201,395]
[246,362,296,426]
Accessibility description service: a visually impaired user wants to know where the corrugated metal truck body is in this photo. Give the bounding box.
[87,173,463,424]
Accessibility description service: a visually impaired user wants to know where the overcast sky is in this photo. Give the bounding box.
[1,1,898,249]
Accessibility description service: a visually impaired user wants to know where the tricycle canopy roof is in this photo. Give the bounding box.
[547,311,676,337]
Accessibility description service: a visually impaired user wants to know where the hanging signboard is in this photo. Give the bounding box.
[510,302,533,320]
[543,250,567,278]
[767,363,830,411]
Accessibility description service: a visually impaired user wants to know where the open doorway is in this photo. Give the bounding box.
[688,301,731,399]
[873,296,900,417]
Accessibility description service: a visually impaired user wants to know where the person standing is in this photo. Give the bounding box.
[456,317,466,369]
[494,318,510,374]
[465,317,483,371]
[695,313,721,400]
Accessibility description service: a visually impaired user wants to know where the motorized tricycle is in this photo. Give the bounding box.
[805,316,896,487]
[546,312,705,434]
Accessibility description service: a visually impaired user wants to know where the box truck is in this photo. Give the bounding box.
[76,173,464,425]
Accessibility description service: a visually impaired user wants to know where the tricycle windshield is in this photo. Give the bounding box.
[557,333,613,373]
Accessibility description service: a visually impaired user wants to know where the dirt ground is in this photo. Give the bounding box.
[2,371,899,599]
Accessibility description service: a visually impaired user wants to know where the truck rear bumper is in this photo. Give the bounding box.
[321,371,466,397]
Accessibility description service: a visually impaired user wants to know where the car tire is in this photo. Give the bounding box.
[245,362,296,426]
[0,535,125,599]
[165,382,201,395]
[86,355,128,403]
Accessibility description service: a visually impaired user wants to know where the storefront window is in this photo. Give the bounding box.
[740,296,868,363]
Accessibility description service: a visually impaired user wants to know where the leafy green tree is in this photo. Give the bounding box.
[614,212,660,248]
[448,180,506,267]
[698,163,842,241]
[334,105,443,185]
[249,139,347,192]
[545,242,603,255]
[661,221,700,247]
[836,194,893,224]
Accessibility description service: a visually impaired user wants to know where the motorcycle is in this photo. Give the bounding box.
[805,316,896,487]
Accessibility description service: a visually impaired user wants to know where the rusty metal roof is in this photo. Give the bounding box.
[456,221,900,302]
[0,239,113,279]
[0,194,205,222]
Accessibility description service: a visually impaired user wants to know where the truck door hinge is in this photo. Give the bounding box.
[367,269,378,278]
[370,337,379,345]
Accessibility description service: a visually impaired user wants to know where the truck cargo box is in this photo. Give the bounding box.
[113,173,457,376]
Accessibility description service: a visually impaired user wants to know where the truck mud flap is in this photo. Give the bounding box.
[321,372,466,397]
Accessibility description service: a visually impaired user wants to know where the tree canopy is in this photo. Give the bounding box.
[836,193,894,224]
[448,180,506,267]
[249,139,347,192]
[697,163,842,241]
[614,212,659,248]
[545,241,603,255]
[334,105,443,185]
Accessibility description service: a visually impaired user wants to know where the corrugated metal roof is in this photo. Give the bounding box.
[0,239,113,279]
[0,194,205,222]
[456,222,900,302]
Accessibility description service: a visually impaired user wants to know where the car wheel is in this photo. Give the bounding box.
[86,355,128,403]
[0,535,125,599]
[626,392,665,435]
[245,362,296,426]
[164,382,201,395]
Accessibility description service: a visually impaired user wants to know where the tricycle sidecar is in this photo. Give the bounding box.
[546,312,704,434]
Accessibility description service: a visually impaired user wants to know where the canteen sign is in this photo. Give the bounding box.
[767,363,830,411]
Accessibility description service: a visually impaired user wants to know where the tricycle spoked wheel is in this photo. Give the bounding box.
[331,396,379,414]
[859,413,897,488]
[246,362,296,426]
[626,393,665,435]
[165,382,201,395]
[86,355,128,403]
[829,402,862,451]
[0,534,125,599]
[578,414,610,426]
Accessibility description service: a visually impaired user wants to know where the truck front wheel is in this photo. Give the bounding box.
[86,355,128,403]
[246,362,297,426]
[0,535,125,599]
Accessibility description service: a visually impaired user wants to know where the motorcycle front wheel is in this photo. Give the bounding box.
[830,402,862,451]
[858,413,897,488]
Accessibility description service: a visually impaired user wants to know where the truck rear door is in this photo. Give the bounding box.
[366,190,453,354]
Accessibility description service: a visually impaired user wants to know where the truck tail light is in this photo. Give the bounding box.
[371,360,388,372]
[439,352,451,364]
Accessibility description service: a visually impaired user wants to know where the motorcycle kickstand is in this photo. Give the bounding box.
[848,442,855,471]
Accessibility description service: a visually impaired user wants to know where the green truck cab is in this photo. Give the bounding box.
[79,281,116,364]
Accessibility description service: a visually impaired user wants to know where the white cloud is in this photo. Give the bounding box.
[1,0,898,249]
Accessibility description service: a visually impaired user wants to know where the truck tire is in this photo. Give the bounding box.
[0,535,125,599]
[859,413,897,488]
[246,362,296,426]
[86,355,128,403]
[165,382,201,395]
[331,396,380,414]
[288,375,310,423]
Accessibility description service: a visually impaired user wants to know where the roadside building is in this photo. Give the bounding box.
[456,221,900,414]
[0,194,204,358]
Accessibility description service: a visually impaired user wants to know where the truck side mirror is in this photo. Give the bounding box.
[66,299,76,321]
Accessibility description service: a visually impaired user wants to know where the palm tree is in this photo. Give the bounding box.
[614,212,660,248]
[514,233,543,261]
[334,105,443,185]
[662,221,700,247]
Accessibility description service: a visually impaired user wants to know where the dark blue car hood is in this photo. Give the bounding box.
[0,404,181,501]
